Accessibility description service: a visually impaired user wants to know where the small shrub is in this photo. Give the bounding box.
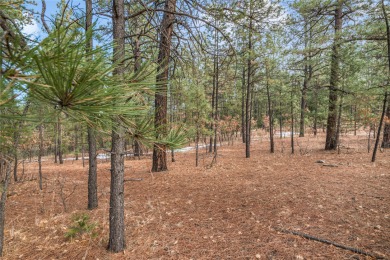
[65,213,97,239]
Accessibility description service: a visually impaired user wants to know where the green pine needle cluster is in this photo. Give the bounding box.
[65,213,97,240]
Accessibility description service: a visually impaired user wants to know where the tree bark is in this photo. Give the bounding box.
[0,158,11,256]
[245,4,253,158]
[209,48,216,153]
[133,36,143,157]
[382,102,390,148]
[336,93,344,147]
[241,66,246,144]
[74,124,79,160]
[299,18,312,137]
[86,0,98,210]
[12,102,30,182]
[38,124,43,190]
[291,88,295,154]
[54,122,58,163]
[152,0,176,172]
[108,0,126,252]
[325,0,343,150]
[57,117,63,164]
[381,0,390,148]
[266,62,274,153]
[372,92,388,162]
[213,23,219,155]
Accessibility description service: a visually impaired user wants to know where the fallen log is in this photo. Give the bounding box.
[274,227,385,259]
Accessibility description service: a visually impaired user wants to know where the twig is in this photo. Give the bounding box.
[57,178,78,212]
[124,178,143,182]
[274,227,385,259]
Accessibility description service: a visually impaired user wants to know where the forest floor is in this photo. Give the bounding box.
[3,130,390,259]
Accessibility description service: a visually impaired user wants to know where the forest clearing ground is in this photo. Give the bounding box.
[3,130,390,259]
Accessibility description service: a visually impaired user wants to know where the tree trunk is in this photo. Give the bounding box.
[86,0,98,210]
[241,66,246,144]
[209,49,216,153]
[291,88,294,154]
[266,62,274,153]
[87,128,98,209]
[336,93,344,147]
[57,117,63,164]
[133,36,143,157]
[213,25,219,155]
[354,105,357,136]
[108,0,126,252]
[81,129,85,168]
[245,7,253,158]
[195,125,199,167]
[152,0,176,172]
[54,122,58,163]
[313,84,319,136]
[299,75,307,137]
[299,19,312,137]
[372,92,388,162]
[12,102,30,182]
[0,158,11,256]
[382,102,390,148]
[325,0,343,150]
[12,131,18,182]
[381,0,390,148]
[74,124,79,160]
[38,124,43,190]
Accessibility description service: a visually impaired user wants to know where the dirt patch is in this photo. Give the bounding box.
[3,131,390,259]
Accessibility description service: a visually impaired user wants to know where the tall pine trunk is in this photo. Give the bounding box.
[381,0,390,148]
[245,4,253,158]
[86,0,98,210]
[291,88,295,154]
[213,24,219,155]
[241,66,246,144]
[87,128,98,209]
[152,0,176,172]
[325,0,343,150]
[133,36,143,157]
[299,19,312,137]
[38,124,43,190]
[266,62,274,153]
[108,0,126,252]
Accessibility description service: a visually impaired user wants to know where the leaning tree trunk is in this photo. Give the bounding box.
[86,0,98,210]
[382,103,390,148]
[108,0,126,252]
[325,0,343,150]
[381,0,390,148]
[372,92,388,162]
[152,0,176,172]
